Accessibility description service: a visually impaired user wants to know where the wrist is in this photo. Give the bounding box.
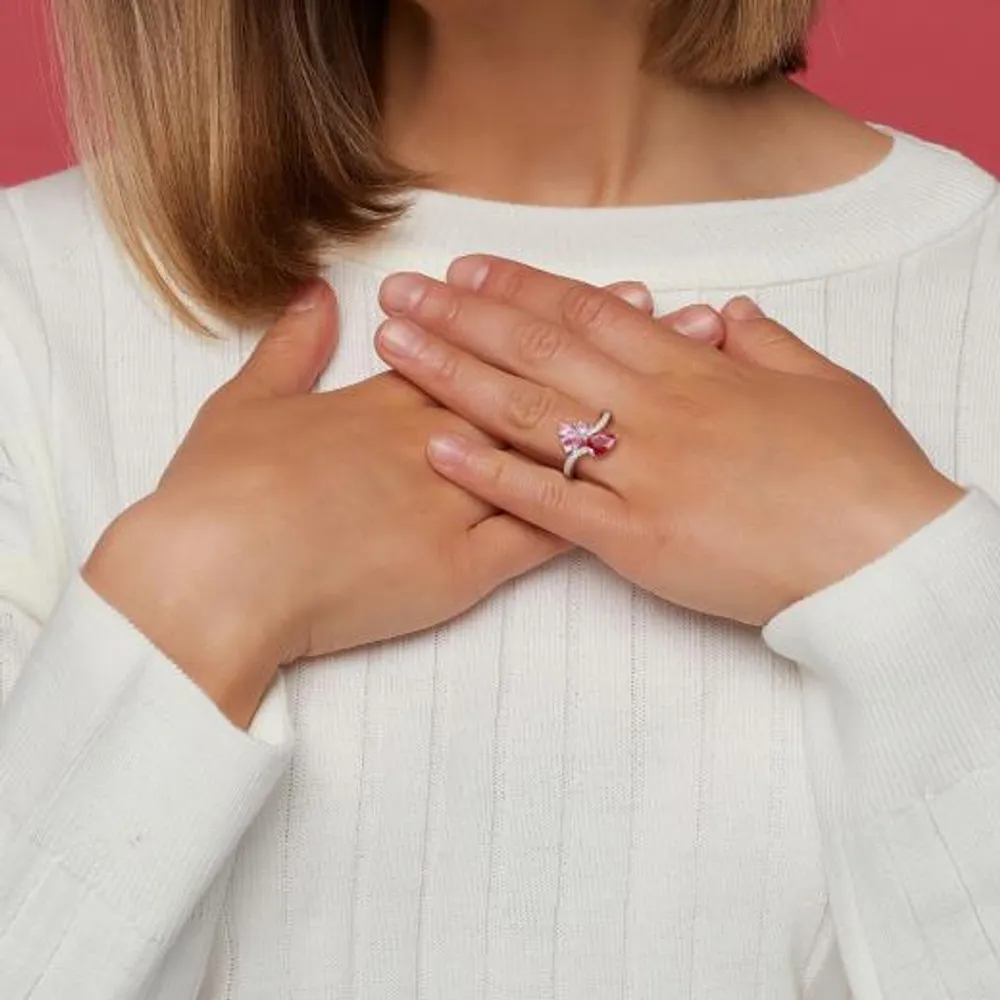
[850,471,966,573]
[795,471,967,611]
[84,496,280,728]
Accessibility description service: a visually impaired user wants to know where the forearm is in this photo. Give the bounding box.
[0,576,291,999]
[765,488,1000,997]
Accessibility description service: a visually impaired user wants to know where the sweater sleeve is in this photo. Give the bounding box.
[0,189,293,999]
[763,488,1000,1000]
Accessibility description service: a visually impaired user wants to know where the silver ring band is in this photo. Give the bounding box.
[590,411,613,436]
[563,446,595,479]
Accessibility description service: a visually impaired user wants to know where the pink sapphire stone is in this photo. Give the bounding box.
[558,420,618,458]
[587,430,617,457]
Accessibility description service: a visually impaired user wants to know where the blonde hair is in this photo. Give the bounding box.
[55,0,819,332]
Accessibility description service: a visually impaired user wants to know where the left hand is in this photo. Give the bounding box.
[375,257,965,625]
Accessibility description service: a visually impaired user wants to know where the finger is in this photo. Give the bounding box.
[606,282,654,314]
[427,433,626,553]
[721,297,837,376]
[379,272,636,409]
[464,514,571,598]
[593,285,723,347]
[376,318,622,484]
[444,255,711,373]
[658,305,726,347]
[227,281,338,402]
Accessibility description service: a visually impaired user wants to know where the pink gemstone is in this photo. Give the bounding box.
[587,430,617,457]
[558,421,590,454]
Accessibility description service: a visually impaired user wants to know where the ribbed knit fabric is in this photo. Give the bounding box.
[2,130,1000,1000]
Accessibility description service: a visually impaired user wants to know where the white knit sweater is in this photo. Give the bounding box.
[2,130,1000,1000]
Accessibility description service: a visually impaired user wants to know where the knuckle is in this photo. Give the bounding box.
[479,451,508,491]
[505,385,558,432]
[435,350,463,385]
[515,318,567,364]
[481,261,527,302]
[422,284,466,330]
[535,475,567,512]
[422,341,462,383]
[561,283,613,332]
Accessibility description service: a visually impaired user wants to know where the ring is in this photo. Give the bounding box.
[558,410,617,479]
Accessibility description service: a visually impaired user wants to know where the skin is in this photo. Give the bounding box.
[373,259,965,626]
[384,0,892,207]
[86,0,911,726]
[86,285,565,726]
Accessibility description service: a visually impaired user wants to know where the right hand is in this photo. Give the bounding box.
[84,282,566,726]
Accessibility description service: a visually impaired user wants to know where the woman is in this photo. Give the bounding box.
[1,0,999,997]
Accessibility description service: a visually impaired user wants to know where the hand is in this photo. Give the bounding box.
[374,257,965,627]
[85,281,565,726]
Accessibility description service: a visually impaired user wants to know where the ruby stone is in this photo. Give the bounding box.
[587,430,617,457]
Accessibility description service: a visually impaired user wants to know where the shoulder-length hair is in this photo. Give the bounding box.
[55,0,819,331]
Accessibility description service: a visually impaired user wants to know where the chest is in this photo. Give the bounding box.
[208,547,829,998]
[48,248,1000,554]
[38,253,1000,996]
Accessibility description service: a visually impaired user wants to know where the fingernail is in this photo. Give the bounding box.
[672,305,724,340]
[613,283,654,312]
[378,318,425,358]
[723,296,765,321]
[288,281,325,313]
[381,273,429,314]
[448,256,491,291]
[429,434,473,467]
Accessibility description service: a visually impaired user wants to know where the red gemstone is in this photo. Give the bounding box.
[587,430,617,457]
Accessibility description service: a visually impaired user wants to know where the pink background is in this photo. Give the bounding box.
[1,0,999,187]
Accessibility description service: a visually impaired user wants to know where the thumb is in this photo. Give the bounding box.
[721,297,832,376]
[230,280,339,401]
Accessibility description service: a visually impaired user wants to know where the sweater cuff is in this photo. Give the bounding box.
[763,488,1000,819]
[0,574,292,943]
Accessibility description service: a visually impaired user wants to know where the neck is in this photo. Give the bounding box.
[381,1,892,207]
